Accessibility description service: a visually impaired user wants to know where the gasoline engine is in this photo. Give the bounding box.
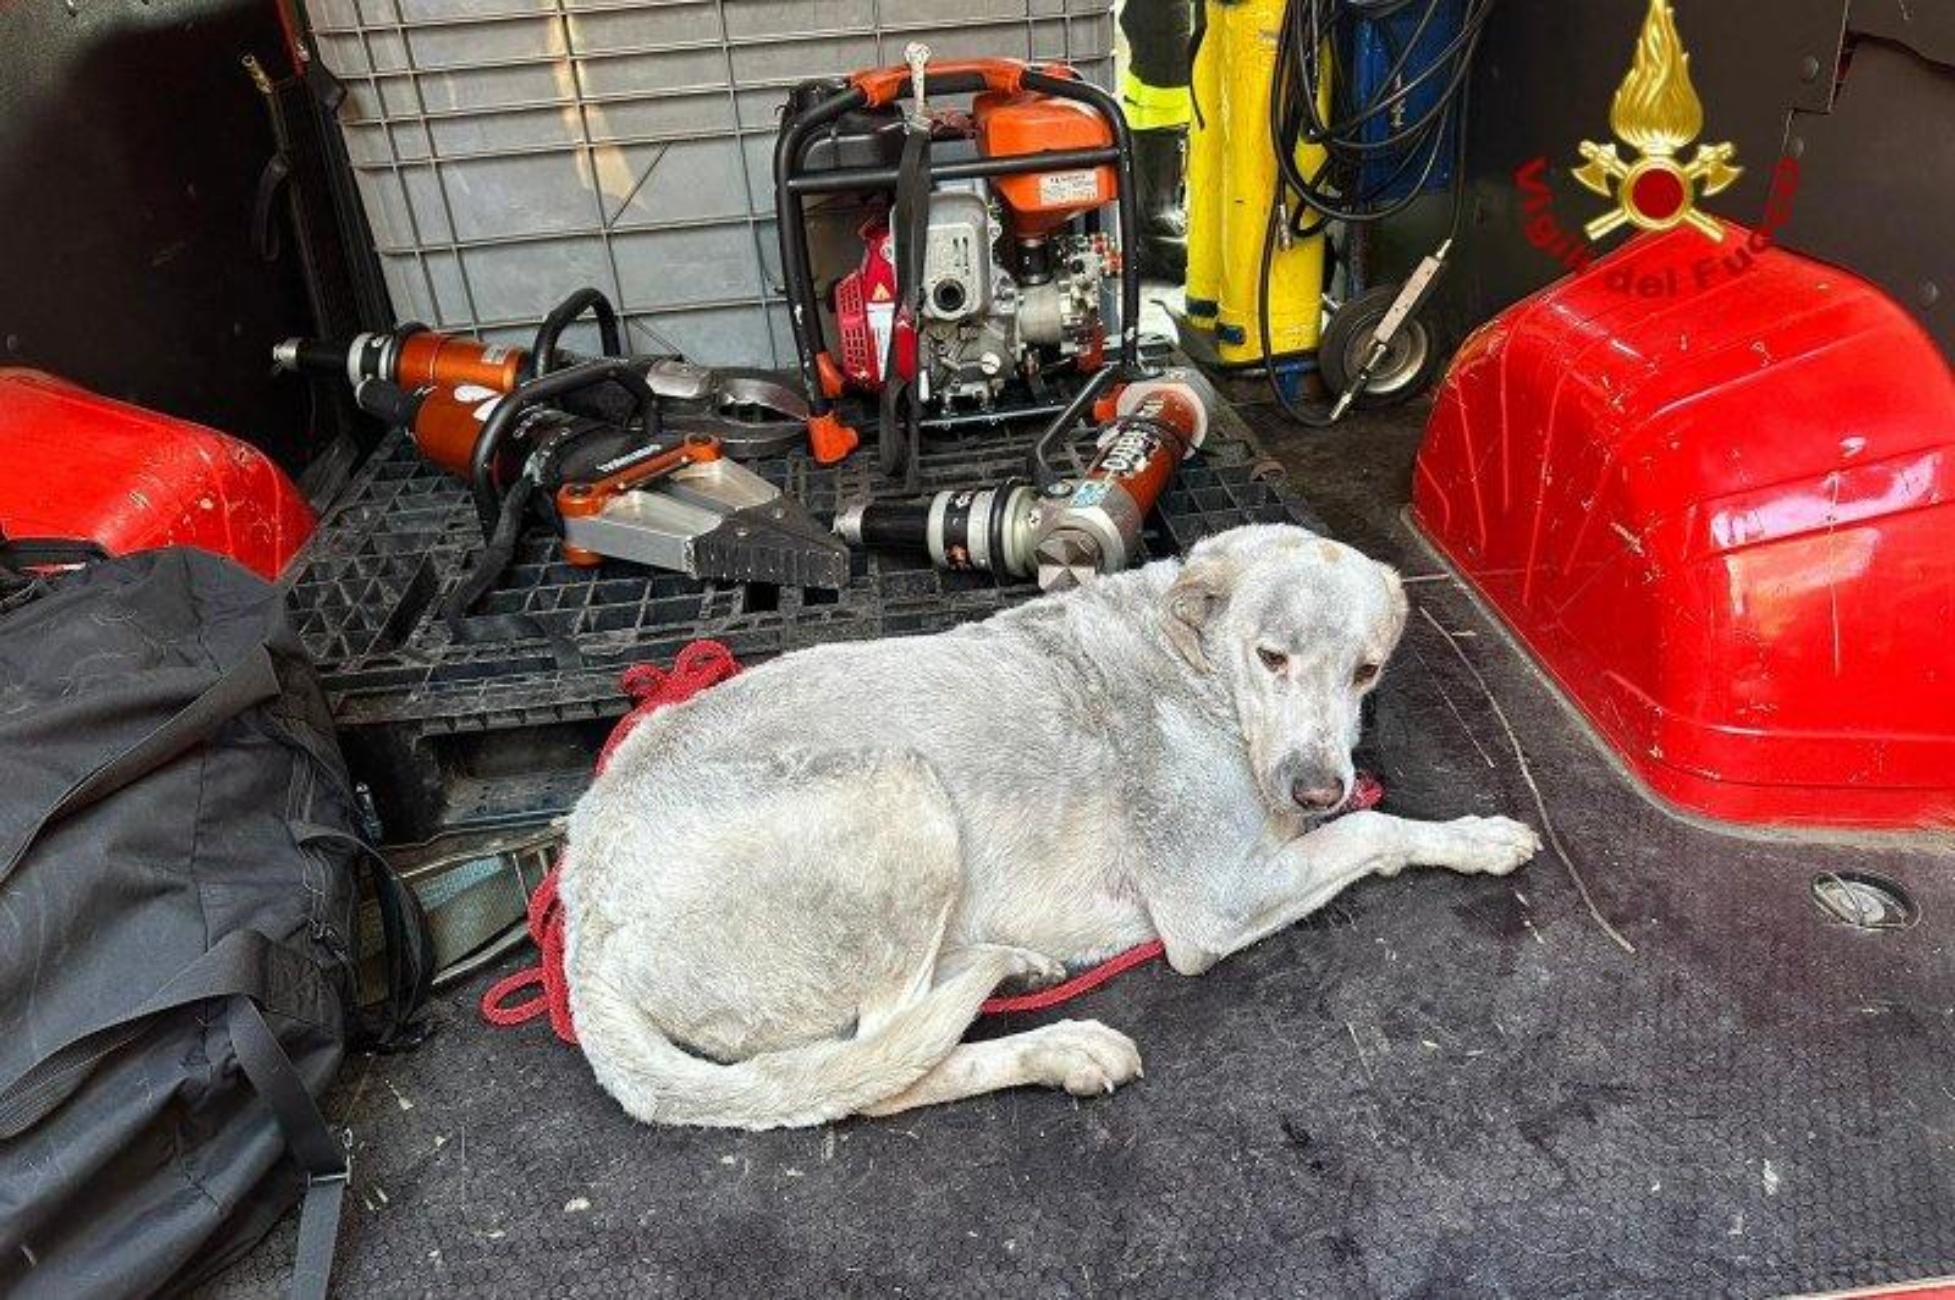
[829,165,1116,408]
[775,52,1142,468]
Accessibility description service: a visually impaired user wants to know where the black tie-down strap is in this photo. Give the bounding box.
[881,118,933,488]
[228,996,349,1300]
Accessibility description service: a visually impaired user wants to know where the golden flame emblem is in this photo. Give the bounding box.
[1573,0,1740,241]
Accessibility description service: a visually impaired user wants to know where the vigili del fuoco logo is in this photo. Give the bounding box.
[1572,0,1740,241]
[1514,0,1797,288]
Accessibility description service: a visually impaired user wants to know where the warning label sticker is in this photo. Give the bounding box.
[867,302,895,372]
[1070,481,1112,509]
[1038,170,1102,206]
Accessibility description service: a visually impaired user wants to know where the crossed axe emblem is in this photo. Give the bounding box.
[1574,140,1742,242]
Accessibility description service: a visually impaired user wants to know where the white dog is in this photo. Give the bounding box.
[560,524,1540,1129]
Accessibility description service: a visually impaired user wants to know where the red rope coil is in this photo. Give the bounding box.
[480,641,742,1044]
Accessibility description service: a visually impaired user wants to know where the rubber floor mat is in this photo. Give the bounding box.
[208,563,1955,1299]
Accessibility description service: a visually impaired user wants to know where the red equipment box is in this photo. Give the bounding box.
[0,369,314,581]
[1413,225,1955,830]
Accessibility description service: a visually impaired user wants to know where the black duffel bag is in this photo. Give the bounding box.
[0,543,431,1298]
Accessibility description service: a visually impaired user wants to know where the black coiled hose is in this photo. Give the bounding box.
[1258,0,1492,425]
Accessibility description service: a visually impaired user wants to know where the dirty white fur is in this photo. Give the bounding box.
[560,524,1541,1129]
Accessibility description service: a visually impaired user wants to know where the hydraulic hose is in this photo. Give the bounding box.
[1257,0,1487,423]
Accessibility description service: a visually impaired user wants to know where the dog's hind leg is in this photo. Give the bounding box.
[571,931,1047,1129]
[858,1019,1143,1116]
[566,748,1079,1129]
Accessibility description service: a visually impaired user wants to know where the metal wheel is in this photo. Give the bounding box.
[1320,283,1444,408]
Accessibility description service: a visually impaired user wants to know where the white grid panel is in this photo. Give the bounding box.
[305,0,1117,365]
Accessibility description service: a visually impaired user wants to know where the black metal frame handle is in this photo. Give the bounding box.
[771,63,1143,426]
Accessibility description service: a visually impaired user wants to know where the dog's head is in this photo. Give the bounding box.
[1164,525,1408,819]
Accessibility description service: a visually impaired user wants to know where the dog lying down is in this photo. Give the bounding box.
[561,524,1540,1129]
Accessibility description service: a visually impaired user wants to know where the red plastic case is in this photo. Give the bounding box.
[0,369,314,580]
[1413,226,1955,830]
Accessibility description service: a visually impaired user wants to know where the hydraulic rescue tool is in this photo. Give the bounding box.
[834,372,1208,592]
[369,363,846,594]
[299,333,849,602]
[774,49,1144,474]
[274,288,811,459]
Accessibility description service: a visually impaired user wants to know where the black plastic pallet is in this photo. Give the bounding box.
[287,392,1312,840]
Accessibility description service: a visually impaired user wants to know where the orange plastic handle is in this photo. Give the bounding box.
[849,58,1075,109]
[806,411,859,465]
[555,435,723,521]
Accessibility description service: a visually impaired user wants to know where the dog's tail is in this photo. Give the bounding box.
[570,951,1011,1130]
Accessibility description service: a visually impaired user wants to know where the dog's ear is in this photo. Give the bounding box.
[1380,564,1409,645]
[1165,555,1232,671]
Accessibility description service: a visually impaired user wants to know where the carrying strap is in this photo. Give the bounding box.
[227,997,347,1300]
[0,929,347,1300]
[0,644,283,891]
[880,118,933,487]
[294,822,434,1052]
[0,928,333,1137]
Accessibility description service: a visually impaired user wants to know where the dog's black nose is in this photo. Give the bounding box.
[1292,780,1344,812]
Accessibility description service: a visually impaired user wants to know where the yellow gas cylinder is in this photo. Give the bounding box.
[1183,0,1227,327]
[1187,0,1330,367]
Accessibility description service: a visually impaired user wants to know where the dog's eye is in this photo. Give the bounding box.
[1257,647,1289,674]
[1353,662,1382,687]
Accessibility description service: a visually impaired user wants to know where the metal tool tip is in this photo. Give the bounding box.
[1035,532,1101,593]
[832,501,868,545]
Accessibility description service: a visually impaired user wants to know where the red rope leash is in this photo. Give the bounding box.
[979,939,1170,1016]
[483,646,1387,1036]
[977,770,1386,1017]
[480,641,742,1044]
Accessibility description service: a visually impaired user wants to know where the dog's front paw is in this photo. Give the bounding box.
[1018,1019,1144,1098]
[1437,815,1542,876]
